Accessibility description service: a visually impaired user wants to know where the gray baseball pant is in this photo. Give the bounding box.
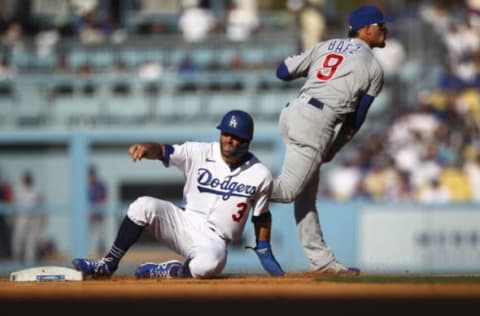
[271,94,339,270]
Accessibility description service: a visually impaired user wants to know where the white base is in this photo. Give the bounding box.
[10,266,83,282]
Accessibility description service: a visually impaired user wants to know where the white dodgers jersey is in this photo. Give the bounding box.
[165,141,273,243]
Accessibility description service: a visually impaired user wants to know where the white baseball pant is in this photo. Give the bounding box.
[127,196,227,278]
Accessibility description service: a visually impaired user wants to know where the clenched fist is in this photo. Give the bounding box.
[128,143,163,161]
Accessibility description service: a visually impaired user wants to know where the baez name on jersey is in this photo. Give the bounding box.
[196,168,257,200]
[327,40,360,54]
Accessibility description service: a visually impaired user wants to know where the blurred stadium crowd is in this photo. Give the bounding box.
[0,0,480,208]
[323,0,480,205]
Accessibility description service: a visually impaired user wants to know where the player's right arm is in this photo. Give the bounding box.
[128,142,165,161]
[322,57,384,163]
[322,93,374,163]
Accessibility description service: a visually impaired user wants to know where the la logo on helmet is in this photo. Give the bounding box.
[229,116,238,128]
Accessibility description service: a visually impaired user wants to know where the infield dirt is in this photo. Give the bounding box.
[2,273,480,315]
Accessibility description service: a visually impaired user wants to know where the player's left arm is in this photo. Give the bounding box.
[276,60,309,81]
[323,93,375,163]
[276,46,316,81]
[250,212,285,276]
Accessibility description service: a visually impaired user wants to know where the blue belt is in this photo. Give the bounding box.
[308,97,324,109]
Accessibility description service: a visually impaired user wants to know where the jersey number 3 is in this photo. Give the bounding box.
[232,202,247,222]
[316,53,344,81]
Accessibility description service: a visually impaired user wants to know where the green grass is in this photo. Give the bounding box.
[314,275,480,283]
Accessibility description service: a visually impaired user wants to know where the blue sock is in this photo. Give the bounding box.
[105,215,144,268]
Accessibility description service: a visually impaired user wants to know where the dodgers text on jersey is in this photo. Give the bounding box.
[196,168,256,200]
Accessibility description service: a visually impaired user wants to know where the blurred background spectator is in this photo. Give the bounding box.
[326,157,361,201]
[178,0,217,43]
[72,0,119,45]
[418,178,451,204]
[138,58,163,80]
[464,149,480,202]
[287,0,327,51]
[0,50,16,79]
[0,168,13,259]
[88,165,108,256]
[226,0,260,42]
[11,170,46,264]
[1,19,24,53]
[466,0,480,31]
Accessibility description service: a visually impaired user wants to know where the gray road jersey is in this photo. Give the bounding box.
[284,37,384,114]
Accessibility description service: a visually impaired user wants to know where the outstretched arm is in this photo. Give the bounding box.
[250,212,285,276]
[128,142,164,161]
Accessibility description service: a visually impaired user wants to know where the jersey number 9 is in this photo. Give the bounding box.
[316,53,344,81]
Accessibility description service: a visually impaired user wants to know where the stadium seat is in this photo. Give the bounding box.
[190,46,217,70]
[216,46,242,70]
[206,93,245,122]
[13,81,50,126]
[89,50,115,72]
[240,44,266,69]
[103,80,151,124]
[255,90,293,121]
[0,81,15,127]
[167,79,206,122]
[10,50,31,71]
[51,79,102,127]
[67,50,89,72]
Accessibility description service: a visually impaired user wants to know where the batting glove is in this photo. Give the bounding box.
[246,240,285,276]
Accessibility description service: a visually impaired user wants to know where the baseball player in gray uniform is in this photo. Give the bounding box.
[72,110,284,279]
[272,5,390,274]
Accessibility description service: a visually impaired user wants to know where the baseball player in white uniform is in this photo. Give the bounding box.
[72,110,284,279]
[271,5,391,274]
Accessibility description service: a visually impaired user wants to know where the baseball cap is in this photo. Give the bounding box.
[348,5,392,31]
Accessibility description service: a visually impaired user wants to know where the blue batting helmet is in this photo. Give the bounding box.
[216,110,254,141]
